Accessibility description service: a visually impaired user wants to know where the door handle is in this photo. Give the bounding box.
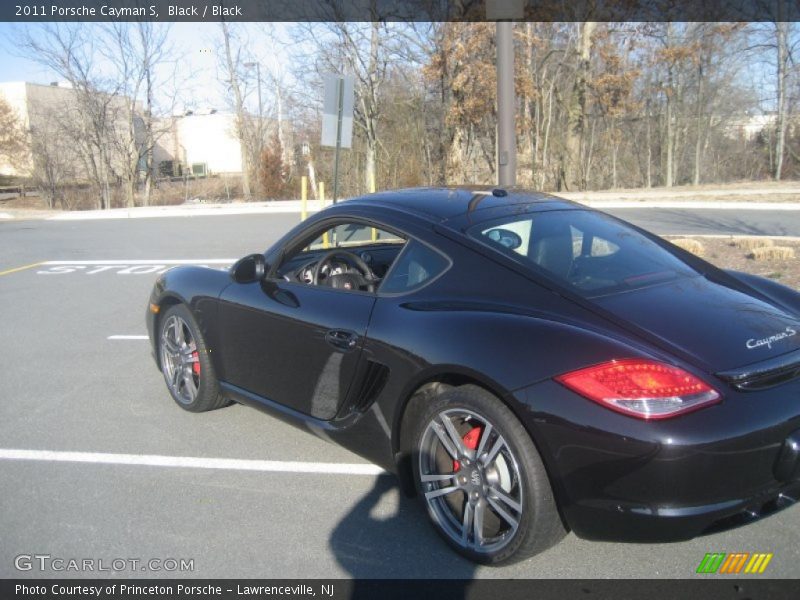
[325,329,359,351]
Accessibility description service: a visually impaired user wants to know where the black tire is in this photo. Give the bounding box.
[411,384,565,564]
[158,303,228,412]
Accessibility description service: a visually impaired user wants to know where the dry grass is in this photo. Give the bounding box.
[149,176,243,206]
[748,246,796,261]
[731,236,774,251]
[662,236,800,289]
[0,176,245,211]
[670,238,705,256]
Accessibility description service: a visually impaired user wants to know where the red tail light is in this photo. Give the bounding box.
[555,359,721,419]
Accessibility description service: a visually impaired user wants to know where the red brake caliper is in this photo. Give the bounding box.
[191,351,200,375]
[453,426,483,472]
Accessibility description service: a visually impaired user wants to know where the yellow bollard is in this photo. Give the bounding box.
[319,182,330,248]
[301,176,308,221]
[370,172,378,241]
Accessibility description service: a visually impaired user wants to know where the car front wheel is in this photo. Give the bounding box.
[412,385,565,564]
[158,303,227,412]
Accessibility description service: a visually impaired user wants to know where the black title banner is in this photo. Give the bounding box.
[3,579,799,600]
[3,0,800,23]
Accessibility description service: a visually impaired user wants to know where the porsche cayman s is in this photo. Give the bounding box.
[146,188,800,564]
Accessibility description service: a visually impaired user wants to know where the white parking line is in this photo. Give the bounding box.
[108,335,149,340]
[0,449,385,476]
[44,259,237,265]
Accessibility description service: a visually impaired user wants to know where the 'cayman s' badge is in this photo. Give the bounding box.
[746,326,797,350]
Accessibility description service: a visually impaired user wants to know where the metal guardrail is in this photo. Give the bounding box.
[0,186,38,201]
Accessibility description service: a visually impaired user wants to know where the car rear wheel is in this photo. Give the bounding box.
[159,304,227,412]
[412,385,565,564]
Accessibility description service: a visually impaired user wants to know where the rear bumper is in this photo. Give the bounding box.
[514,379,800,542]
[563,480,800,543]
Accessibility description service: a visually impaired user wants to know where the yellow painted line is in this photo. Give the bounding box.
[0,261,44,276]
[758,553,773,573]
[745,553,767,573]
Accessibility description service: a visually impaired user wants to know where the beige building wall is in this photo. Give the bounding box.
[0,81,137,181]
[2,81,275,182]
[0,82,32,176]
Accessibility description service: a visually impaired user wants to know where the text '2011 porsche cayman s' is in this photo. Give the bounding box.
[146,188,800,564]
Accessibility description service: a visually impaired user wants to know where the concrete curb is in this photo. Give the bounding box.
[584,201,800,210]
[47,200,320,220]
[19,198,800,221]
[662,234,800,241]
[559,188,800,201]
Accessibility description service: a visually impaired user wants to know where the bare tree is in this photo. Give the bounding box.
[17,24,121,209]
[773,15,792,180]
[293,18,402,193]
[27,101,76,208]
[564,21,596,190]
[101,22,182,206]
[218,22,257,200]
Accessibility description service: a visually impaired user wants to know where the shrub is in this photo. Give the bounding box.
[731,237,774,251]
[670,238,705,256]
[748,246,796,261]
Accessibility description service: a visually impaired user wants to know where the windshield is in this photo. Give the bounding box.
[468,210,698,297]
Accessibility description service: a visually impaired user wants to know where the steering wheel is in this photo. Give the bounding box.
[312,249,378,292]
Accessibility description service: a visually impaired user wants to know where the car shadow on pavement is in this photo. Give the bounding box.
[329,474,476,583]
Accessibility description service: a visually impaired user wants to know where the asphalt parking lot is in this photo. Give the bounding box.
[1,208,799,579]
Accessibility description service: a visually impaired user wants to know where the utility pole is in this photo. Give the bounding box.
[496,21,516,187]
[488,0,523,187]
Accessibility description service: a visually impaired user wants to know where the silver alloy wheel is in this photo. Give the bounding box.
[160,314,200,405]
[419,408,524,554]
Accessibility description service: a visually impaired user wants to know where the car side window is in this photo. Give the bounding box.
[303,222,404,252]
[275,220,410,293]
[469,210,696,296]
[481,219,532,257]
[569,226,620,259]
[379,240,450,294]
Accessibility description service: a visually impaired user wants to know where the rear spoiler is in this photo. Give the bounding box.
[717,348,800,390]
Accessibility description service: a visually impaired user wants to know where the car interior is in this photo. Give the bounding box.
[275,220,451,295]
[474,210,696,295]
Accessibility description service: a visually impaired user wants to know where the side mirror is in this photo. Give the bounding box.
[485,228,523,250]
[230,253,268,284]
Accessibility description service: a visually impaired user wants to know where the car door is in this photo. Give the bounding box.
[216,278,375,420]
[215,217,410,420]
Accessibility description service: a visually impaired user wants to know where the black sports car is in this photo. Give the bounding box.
[146,187,800,564]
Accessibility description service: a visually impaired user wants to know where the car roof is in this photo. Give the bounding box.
[342,186,579,222]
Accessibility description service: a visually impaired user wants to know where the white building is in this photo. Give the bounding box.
[726,113,777,141]
[160,111,244,175]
